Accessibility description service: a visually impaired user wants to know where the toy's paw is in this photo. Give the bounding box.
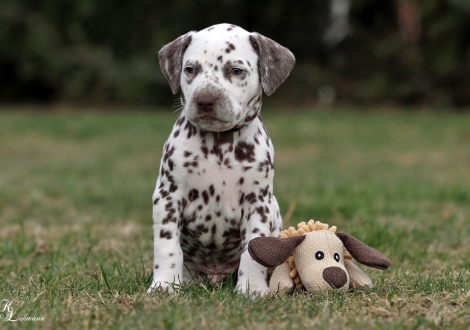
[344,260,373,290]
[236,279,270,297]
[269,262,295,294]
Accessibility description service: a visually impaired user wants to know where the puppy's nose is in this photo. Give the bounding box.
[196,94,217,113]
[322,267,348,289]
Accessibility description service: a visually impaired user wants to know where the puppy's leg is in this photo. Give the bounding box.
[148,179,183,293]
[237,197,282,296]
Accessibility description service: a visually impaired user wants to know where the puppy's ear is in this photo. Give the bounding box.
[248,235,305,268]
[158,32,195,94]
[336,233,391,270]
[249,33,295,96]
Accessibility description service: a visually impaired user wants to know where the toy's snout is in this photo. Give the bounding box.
[323,266,348,289]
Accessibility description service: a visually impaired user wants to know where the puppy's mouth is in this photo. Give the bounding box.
[195,113,231,124]
[198,115,221,121]
[191,115,235,132]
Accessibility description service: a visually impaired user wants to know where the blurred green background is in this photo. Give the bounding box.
[1,0,469,107]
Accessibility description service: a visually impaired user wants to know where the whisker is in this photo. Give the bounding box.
[172,97,185,118]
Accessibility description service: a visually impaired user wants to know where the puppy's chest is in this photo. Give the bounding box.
[173,135,264,239]
[179,149,251,230]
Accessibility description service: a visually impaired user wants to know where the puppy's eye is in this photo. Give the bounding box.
[184,67,194,74]
[231,68,243,75]
[334,253,340,262]
[315,251,324,260]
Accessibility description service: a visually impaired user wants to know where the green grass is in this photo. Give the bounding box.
[0,107,469,329]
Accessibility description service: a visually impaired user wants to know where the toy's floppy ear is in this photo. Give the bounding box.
[336,233,391,270]
[249,33,295,96]
[248,235,306,268]
[158,32,194,94]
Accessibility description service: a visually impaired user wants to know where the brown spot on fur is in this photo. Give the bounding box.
[222,60,232,82]
[184,121,197,139]
[169,183,178,192]
[245,192,257,204]
[188,189,199,201]
[159,230,173,239]
[260,185,269,197]
[239,193,245,205]
[209,185,215,196]
[202,190,209,204]
[201,146,209,158]
[163,145,175,163]
[255,206,268,223]
[168,159,174,171]
[176,116,186,126]
[234,141,256,162]
[183,161,198,168]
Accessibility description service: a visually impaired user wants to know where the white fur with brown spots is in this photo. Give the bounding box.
[149,23,295,296]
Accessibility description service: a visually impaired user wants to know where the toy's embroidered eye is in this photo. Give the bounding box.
[231,68,243,75]
[315,251,324,260]
[184,66,194,74]
[334,253,340,262]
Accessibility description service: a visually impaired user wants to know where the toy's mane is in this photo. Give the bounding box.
[279,219,337,238]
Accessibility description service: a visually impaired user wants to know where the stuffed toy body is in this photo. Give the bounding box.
[248,220,391,294]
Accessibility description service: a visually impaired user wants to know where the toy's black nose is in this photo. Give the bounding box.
[323,267,348,289]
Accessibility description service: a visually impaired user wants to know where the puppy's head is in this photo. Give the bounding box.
[158,23,295,132]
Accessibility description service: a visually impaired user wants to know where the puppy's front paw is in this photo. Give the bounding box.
[147,280,177,294]
[236,278,270,297]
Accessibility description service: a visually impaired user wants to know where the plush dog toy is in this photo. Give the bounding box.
[248,220,391,294]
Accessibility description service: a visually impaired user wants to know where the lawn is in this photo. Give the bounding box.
[0,106,469,329]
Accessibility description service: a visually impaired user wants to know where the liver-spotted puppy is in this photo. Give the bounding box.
[148,23,295,296]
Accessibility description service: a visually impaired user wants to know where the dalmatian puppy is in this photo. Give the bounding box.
[149,23,295,296]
